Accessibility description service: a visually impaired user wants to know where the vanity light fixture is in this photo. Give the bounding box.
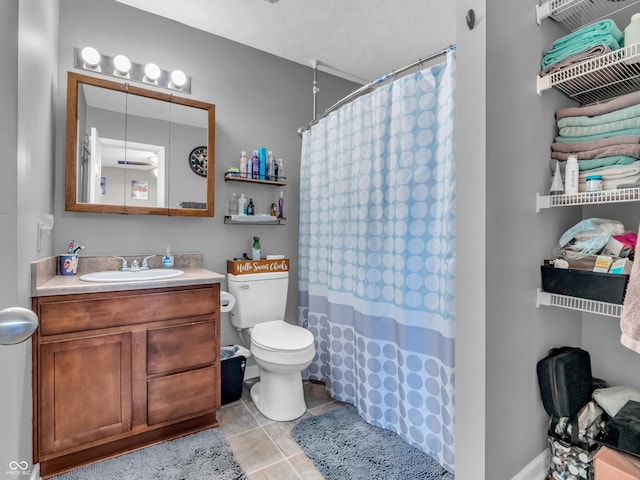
[170,69,187,88]
[73,47,191,93]
[80,46,101,71]
[113,54,132,77]
[143,63,162,83]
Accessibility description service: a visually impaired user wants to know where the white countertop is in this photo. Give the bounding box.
[34,267,224,297]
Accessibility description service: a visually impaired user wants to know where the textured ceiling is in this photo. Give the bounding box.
[113,0,456,84]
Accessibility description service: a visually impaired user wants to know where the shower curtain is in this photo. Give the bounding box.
[298,49,456,472]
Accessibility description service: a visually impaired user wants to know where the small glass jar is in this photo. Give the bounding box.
[585,175,603,193]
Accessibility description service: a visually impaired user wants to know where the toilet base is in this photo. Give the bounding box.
[250,370,307,422]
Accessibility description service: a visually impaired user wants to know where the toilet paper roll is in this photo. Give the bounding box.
[220,291,235,313]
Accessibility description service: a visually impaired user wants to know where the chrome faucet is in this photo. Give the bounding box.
[113,256,129,271]
[130,259,140,271]
[141,255,156,270]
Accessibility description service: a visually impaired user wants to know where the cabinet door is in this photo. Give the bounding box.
[39,332,132,456]
[147,366,216,425]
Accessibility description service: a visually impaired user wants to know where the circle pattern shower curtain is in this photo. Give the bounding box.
[298,49,456,473]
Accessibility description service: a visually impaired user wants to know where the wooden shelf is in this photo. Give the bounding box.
[224,172,286,186]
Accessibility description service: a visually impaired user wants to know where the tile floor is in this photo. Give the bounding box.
[218,379,347,479]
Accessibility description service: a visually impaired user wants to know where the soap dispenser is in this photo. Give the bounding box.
[162,244,174,268]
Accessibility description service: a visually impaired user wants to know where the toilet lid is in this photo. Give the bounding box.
[251,320,314,351]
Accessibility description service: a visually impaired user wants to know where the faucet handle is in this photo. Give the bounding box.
[142,255,156,269]
[113,256,129,271]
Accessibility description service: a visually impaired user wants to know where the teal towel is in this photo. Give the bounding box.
[575,156,637,171]
[555,128,640,143]
[559,116,640,137]
[541,19,623,69]
[558,103,640,129]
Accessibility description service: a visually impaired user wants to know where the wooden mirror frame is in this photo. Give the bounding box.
[65,71,215,216]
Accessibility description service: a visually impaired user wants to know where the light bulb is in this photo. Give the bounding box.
[81,46,101,68]
[144,63,161,82]
[170,70,187,87]
[113,54,131,75]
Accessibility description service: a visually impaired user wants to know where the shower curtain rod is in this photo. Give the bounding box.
[298,44,456,136]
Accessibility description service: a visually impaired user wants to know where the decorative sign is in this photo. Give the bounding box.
[227,258,289,275]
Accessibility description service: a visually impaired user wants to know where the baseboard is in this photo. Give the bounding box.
[30,463,41,480]
[511,449,548,480]
[244,364,259,381]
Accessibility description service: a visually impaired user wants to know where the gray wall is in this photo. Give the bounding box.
[0,0,58,477]
[483,1,584,478]
[10,1,639,479]
[55,0,358,353]
[0,2,23,476]
[455,0,625,478]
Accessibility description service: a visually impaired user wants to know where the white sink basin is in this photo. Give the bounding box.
[79,269,184,283]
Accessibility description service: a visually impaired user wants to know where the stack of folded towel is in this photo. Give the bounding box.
[540,19,624,76]
[551,90,640,191]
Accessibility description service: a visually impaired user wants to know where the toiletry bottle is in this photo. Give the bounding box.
[251,150,259,180]
[237,193,247,215]
[276,159,284,181]
[162,244,174,268]
[239,151,248,179]
[278,191,284,218]
[625,13,640,65]
[247,198,255,215]
[550,161,564,195]
[228,192,238,215]
[267,151,275,181]
[564,155,579,195]
[252,236,261,260]
[271,202,277,217]
[258,148,267,180]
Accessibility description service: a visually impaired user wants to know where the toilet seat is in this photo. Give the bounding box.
[251,320,314,352]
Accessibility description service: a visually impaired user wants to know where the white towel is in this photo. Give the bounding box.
[621,234,640,354]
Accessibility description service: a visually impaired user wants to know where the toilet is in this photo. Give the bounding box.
[227,270,315,421]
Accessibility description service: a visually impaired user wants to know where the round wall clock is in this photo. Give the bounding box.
[188,146,207,177]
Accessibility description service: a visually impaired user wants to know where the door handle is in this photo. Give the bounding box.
[0,307,38,345]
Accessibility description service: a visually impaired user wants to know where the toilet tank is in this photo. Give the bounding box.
[227,271,289,329]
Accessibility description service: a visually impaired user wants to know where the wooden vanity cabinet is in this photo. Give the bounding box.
[32,283,220,478]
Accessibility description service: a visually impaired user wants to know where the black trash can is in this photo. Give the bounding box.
[221,352,246,405]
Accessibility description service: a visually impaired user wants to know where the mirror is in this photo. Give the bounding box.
[65,72,215,216]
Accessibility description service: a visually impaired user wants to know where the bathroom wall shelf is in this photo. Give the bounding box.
[536,43,640,104]
[536,0,640,32]
[536,188,640,211]
[224,215,286,225]
[536,288,622,317]
[224,172,286,186]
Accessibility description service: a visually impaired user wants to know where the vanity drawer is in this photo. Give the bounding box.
[37,286,217,335]
[147,366,217,425]
[147,321,216,375]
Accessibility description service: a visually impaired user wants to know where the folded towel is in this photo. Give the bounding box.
[551,144,640,162]
[556,128,640,143]
[540,44,613,77]
[556,91,640,121]
[559,116,640,138]
[549,156,638,173]
[621,233,640,354]
[578,161,640,181]
[541,19,623,69]
[558,103,640,129]
[579,173,640,191]
[552,135,640,153]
